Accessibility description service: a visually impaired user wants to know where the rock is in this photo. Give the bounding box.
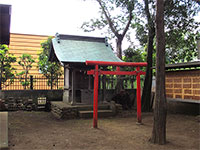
[0,99,6,111]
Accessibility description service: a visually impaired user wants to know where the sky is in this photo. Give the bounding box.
[0,0,199,50]
[0,0,103,37]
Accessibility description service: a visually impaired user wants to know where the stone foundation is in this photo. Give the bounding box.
[0,97,36,111]
[51,101,122,120]
[51,102,78,119]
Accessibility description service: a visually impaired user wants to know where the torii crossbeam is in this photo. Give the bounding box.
[86,61,147,128]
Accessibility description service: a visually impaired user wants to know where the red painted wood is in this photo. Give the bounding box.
[86,61,146,127]
[86,61,147,67]
[116,66,120,71]
[93,65,99,128]
[101,71,137,75]
[87,70,146,76]
[136,67,142,123]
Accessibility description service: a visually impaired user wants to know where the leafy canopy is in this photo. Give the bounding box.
[135,0,200,63]
[38,37,63,89]
[17,53,35,89]
[82,0,136,59]
[0,44,16,89]
[82,0,135,36]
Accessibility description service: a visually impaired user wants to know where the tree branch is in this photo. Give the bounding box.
[96,0,119,37]
[144,0,154,30]
[122,11,133,38]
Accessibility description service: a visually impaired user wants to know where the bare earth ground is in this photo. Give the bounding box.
[8,111,199,150]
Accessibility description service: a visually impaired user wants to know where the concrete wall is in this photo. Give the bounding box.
[1,90,63,102]
[81,89,136,105]
[167,101,199,115]
[1,89,136,106]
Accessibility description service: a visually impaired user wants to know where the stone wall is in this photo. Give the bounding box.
[1,90,63,102]
[0,90,63,111]
[0,97,36,111]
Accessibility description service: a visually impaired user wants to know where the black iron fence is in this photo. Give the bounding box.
[1,76,64,90]
[1,75,143,91]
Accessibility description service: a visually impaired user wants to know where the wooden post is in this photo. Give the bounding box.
[88,75,91,90]
[102,75,106,102]
[63,66,70,103]
[30,75,33,90]
[71,69,76,105]
[130,76,134,89]
[102,67,106,102]
[93,65,99,128]
[136,67,142,123]
[85,61,147,128]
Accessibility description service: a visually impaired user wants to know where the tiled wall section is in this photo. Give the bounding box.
[9,33,50,76]
[166,70,200,101]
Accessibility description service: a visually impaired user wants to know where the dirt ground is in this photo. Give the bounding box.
[8,111,199,150]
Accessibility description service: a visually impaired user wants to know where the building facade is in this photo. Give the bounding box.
[165,62,200,103]
[9,33,50,76]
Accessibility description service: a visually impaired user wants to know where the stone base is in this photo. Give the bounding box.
[51,102,78,119]
[0,112,8,150]
[0,90,4,99]
[51,101,122,119]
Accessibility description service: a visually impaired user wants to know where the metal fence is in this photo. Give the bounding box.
[1,75,142,91]
[1,76,64,90]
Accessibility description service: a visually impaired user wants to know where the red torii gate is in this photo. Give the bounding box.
[86,61,147,128]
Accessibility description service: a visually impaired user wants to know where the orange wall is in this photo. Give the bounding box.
[9,33,51,76]
[166,70,200,101]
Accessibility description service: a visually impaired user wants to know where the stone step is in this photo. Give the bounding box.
[0,112,8,150]
[77,104,110,111]
[50,101,121,120]
[79,110,114,118]
[51,101,110,111]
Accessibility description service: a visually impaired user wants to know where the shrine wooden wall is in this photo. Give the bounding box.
[166,69,200,101]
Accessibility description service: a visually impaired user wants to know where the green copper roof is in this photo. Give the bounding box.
[51,34,122,63]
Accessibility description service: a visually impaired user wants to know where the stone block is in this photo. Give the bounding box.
[0,112,8,150]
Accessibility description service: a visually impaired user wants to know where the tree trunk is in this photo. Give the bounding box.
[0,64,2,90]
[25,71,28,90]
[51,72,53,90]
[115,37,124,94]
[141,0,155,112]
[0,79,1,90]
[116,38,123,60]
[141,26,155,112]
[150,0,167,144]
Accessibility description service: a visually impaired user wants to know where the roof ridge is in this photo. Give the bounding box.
[55,33,105,43]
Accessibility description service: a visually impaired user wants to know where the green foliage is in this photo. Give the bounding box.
[166,32,199,63]
[164,0,200,63]
[0,44,16,89]
[135,0,200,63]
[123,48,145,62]
[38,37,63,89]
[122,48,147,74]
[82,0,199,63]
[16,53,35,89]
[18,54,35,69]
[81,0,136,45]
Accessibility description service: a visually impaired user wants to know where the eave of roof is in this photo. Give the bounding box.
[165,61,200,70]
[50,34,122,64]
[58,34,106,43]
